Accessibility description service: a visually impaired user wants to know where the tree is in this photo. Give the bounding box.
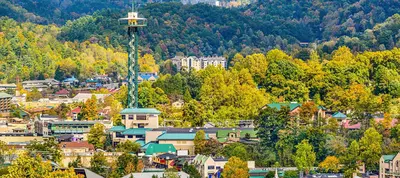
[88,123,106,149]
[3,152,81,178]
[340,140,360,178]
[57,103,71,119]
[255,106,290,147]
[26,87,42,101]
[110,100,123,126]
[0,140,8,164]
[319,156,340,173]
[80,95,98,120]
[90,152,108,177]
[164,168,179,178]
[299,101,318,125]
[183,163,201,178]
[222,156,249,178]
[116,140,141,153]
[117,153,139,175]
[26,137,62,163]
[182,99,205,127]
[359,127,383,172]
[194,130,206,154]
[68,155,82,168]
[46,168,82,178]
[202,139,223,156]
[294,140,316,174]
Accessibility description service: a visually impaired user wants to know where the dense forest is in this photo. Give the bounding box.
[3,0,400,59]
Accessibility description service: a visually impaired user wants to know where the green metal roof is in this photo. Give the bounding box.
[193,155,209,164]
[217,137,227,143]
[52,121,98,125]
[120,108,161,115]
[145,143,176,155]
[383,155,396,163]
[157,133,209,140]
[122,128,151,135]
[332,112,347,119]
[249,169,268,174]
[216,130,257,138]
[110,126,126,132]
[0,92,12,98]
[135,140,145,147]
[267,102,301,111]
[240,130,257,138]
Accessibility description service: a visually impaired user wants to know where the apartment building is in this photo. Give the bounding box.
[380,152,400,178]
[171,56,227,71]
[0,93,12,113]
[110,108,161,145]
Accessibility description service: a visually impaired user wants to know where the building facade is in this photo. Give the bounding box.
[380,152,400,178]
[171,56,227,71]
[191,154,255,178]
[110,108,161,145]
[157,133,209,155]
[0,93,12,113]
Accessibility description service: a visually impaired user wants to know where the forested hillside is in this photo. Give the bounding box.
[3,0,400,59]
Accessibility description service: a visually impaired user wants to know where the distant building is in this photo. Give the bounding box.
[157,133,209,155]
[123,172,190,178]
[181,0,218,6]
[0,93,12,113]
[46,120,112,140]
[22,78,60,91]
[171,56,227,71]
[191,154,255,178]
[215,129,258,144]
[0,84,16,91]
[172,100,184,109]
[72,93,109,103]
[109,108,161,146]
[266,102,326,122]
[59,141,95,154]
[138,72,158,83]
[62,76,79,86]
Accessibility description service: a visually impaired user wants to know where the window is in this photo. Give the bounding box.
[136,135,144,138]
[116,132,124,138]
[127,135,134,138]
[177,141,181,144]
[207,166,215,170]
[128,115,134,120]
[216,166,221,170]
[181,141,186,144]
[136,115,146,120]
[122,115,126,120]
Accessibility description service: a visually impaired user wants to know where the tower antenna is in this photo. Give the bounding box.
[119,0,147,108]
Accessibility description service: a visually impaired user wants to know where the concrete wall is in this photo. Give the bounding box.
[145,131,164,143]
[0,136,43,144]
[62,152,120,167]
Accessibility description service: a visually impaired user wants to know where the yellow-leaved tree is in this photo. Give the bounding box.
[222,156,249,178]
[3,152,82,178]
[319,156,340,173]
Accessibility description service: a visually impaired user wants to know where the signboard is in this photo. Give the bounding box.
[177,150,188,156]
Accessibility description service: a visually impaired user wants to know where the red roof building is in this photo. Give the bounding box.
[55,89,69,96]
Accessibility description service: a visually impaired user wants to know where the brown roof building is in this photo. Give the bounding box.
[59,141,95,153]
